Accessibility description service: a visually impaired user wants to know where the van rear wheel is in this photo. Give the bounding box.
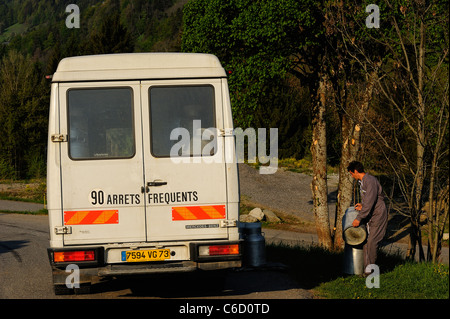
[74,284,91,294]
[53,284,73,295]
[53,283,91,295]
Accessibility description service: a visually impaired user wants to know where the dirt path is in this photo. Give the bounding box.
[238,164,339,224]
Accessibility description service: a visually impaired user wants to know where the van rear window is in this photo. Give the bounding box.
[150,86,216,157]
[67,88,135,160]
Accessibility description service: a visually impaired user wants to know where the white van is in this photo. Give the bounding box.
[46,53,241,294]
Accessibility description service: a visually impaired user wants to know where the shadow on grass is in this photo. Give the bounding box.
[266,243,405,290]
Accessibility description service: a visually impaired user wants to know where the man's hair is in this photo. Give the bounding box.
[347,161,365,173]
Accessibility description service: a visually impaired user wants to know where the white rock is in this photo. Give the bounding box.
[263,209,281,223]
[249,207,264,221]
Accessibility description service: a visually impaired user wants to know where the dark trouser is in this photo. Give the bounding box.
[363,211,388,270]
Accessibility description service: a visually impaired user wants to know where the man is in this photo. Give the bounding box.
[347,161,388,275]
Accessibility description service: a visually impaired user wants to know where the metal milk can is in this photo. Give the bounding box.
[239,222,266,267]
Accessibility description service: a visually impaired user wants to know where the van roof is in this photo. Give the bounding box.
[52,53,227,82]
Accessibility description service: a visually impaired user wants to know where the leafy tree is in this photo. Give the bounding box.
[84,11,134,54]
[182,0,337,247]
[182,0,320,128]
[0,50,48,179]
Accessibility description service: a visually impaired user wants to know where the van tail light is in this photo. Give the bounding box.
[53,250,95,263]
[198,244,240,257]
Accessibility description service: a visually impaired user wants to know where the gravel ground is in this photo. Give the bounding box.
[0,199,44,212]
[238,163,339,224]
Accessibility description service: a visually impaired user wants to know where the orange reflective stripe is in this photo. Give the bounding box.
[172,205,226,221]
[64,210,119,225]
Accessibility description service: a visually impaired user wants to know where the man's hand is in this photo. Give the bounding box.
[352,219,360,227]
[355,203,362,211]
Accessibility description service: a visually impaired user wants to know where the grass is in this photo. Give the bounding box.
[266,242,449,299]
[0,178,46,203]
[317,262,449,299]
[0,179,47,214]
[266,243,345,289]
[0,208,48,215]
[0,23,28,42]
[246,157,339,175]
[277,157,339,175]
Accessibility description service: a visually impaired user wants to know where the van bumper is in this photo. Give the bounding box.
[98,259,241,277]
[50,260,241,286]
[48,241,242,285]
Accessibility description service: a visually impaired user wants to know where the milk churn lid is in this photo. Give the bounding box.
[343,226,367,246]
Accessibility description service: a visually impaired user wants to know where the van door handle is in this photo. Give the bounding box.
[147,180,167,187]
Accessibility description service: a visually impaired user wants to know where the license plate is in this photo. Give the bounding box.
[121,249,171,262]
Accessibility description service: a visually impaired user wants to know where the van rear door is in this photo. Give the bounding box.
[59,82,146,245]
[141,80,229,241]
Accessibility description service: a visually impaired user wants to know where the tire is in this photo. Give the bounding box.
[53,283,92,295]
[53,285,73,295]
[74,284,91,294]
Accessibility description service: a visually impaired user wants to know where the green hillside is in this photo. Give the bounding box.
[0,0,186,72]
[0,0,187,179]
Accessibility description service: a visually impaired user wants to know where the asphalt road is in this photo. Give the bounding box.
[0,213,52,298]
[0,212,313,300]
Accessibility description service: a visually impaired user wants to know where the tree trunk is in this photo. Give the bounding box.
[334,69,378,249]
[413,18,426,262]
[311,73,332,249]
